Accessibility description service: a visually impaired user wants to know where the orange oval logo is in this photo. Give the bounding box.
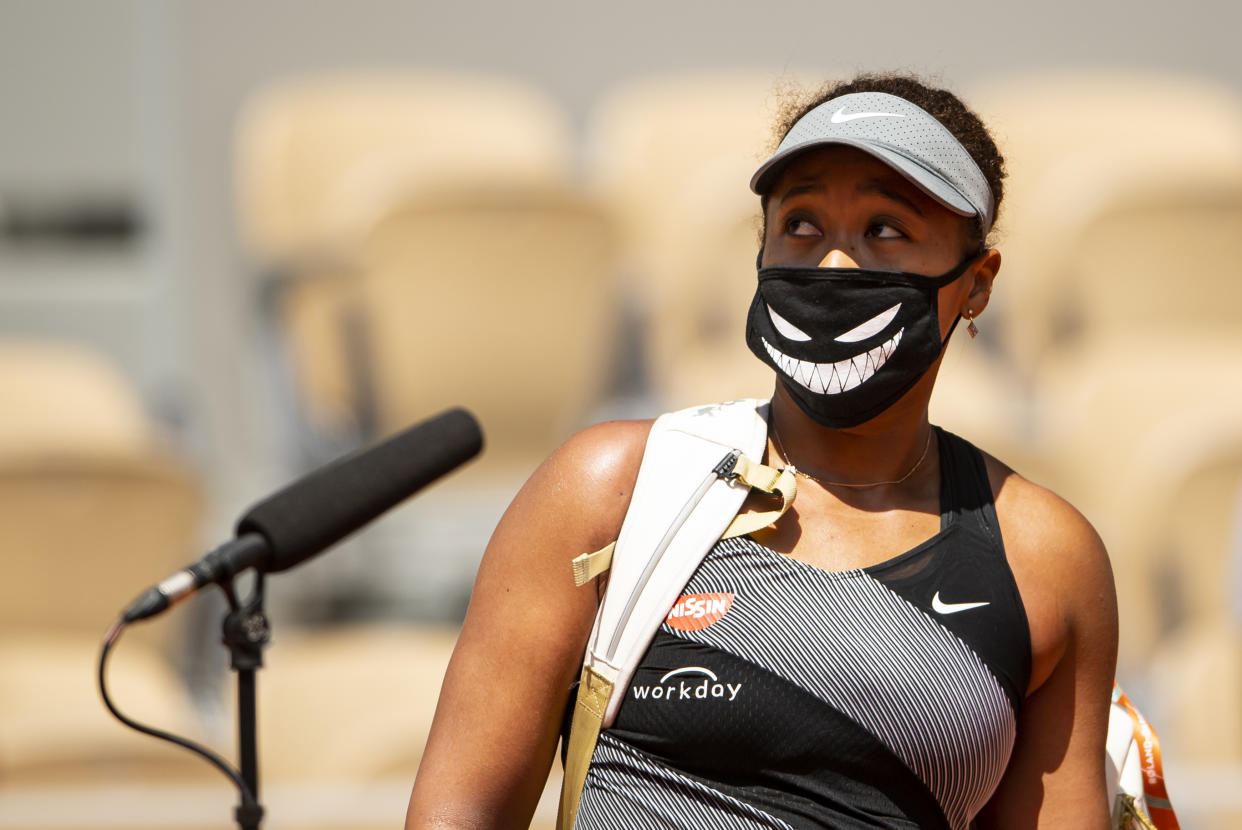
[665,592,734,631]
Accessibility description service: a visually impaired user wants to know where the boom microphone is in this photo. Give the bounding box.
[121,407,483,623]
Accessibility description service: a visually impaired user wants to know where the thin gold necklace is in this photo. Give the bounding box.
[769,421,934,489]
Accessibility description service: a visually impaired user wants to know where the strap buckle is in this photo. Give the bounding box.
[712,450,742,481]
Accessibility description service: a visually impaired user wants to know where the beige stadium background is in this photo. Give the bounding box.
[2,1,1241,828]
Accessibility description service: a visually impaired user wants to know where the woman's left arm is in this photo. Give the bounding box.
[974,465,1120,830]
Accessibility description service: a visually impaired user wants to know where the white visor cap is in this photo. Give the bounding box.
[750,92,994,236]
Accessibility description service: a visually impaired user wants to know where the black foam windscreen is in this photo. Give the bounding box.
[236,407,483,573]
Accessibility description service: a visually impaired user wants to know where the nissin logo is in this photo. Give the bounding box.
[665,592,734,631]
[631,666,742,703]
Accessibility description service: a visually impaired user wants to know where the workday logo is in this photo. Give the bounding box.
[665,592,734,632]
[631,666,742,703]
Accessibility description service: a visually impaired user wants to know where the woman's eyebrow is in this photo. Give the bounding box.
[778,180,824,201]
[858,180,925,216]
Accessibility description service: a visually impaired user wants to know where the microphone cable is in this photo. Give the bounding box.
[98,615,260,817]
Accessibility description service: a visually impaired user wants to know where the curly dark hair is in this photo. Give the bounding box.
[761,72,1006,250]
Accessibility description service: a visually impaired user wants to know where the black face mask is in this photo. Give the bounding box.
[744,255,976,429]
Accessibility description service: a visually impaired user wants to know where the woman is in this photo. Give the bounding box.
[406,73,1118,829]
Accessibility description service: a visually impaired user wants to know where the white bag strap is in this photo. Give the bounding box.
[583,400,771,715]
[558,399,775,830]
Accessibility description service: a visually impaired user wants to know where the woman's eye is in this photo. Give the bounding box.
[785,218,821,237]
[867,222,904,239]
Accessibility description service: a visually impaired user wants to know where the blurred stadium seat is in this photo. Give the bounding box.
[970,70,1242,378]
[350,181,619,463]
[0,340,153,459]
[0,339,207,787]
[633,157,775,409]
[582,70,803,409]
[1101,407,1242,674]
[318,179,618,619]
[235,71,572,264]
[253,624,458,782]
[233,71,575,445]
[583,70,783,291]
[931,73,1242,485]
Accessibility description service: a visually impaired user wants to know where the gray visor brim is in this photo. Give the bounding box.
[750,138,977,219]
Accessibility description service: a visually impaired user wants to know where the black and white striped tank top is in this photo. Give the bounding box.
[574,428,1031,830]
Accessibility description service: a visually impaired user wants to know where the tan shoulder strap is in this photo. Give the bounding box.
[571,542,614,588]
[558,663,612,829]
[721,455,797,540]
[569,455,794,589]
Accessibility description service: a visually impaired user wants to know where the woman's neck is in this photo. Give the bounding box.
[766,383,937,492]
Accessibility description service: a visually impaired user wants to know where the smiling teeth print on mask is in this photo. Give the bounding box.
[744,256,976,429]
[761,330,904,395]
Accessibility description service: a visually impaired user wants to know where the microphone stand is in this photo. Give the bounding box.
[220,573,270,830]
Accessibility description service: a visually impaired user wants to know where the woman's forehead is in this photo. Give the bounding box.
[773,146,920,196]
[769,145,959,220]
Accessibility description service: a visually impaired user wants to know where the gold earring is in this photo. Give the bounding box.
[966,310,979,339]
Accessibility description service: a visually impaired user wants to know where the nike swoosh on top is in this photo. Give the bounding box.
[830,107,906,123]
[931,591,990,615]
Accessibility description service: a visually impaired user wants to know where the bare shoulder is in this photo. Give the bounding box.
[509,418,655,550]
[554,417,655,494]
[978,452,1117,692]
[981,453,1109,573]
[974,451,1119,826]
[406,418,654,828]
[474,417,655,616]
